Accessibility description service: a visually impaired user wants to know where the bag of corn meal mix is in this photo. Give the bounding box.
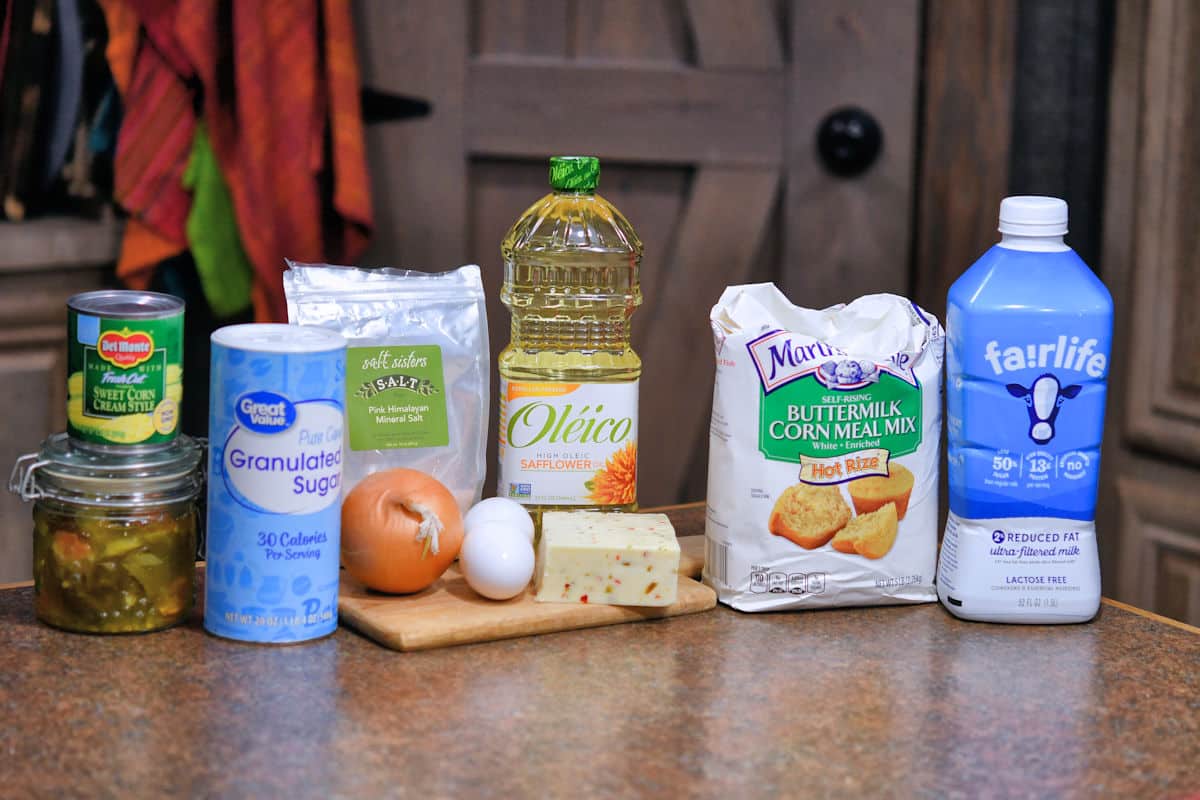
[704,284,944,611]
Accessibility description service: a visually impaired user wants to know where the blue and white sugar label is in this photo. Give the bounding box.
[223,392,342,515]
[939,243,1112,621]
[205,331,346,643]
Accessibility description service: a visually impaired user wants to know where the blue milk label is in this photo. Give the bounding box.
[205,344,345,643]
[938,244,1112,622]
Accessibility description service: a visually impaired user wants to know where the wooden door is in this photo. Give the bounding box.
[355,0,921,507]
[1101,0,1200,625]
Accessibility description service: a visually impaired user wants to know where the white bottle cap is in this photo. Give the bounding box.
[998,196,1068,236]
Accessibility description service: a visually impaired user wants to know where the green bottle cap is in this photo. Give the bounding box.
[549,156,600,192]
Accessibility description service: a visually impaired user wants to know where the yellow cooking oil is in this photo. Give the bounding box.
[498,156,643,527]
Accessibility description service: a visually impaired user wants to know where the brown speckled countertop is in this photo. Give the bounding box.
[1,504,1198,798]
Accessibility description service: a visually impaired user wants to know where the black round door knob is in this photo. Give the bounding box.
[816,107,883,178]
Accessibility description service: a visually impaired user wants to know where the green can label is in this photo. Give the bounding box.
[68,307,182,446]
[345,345,448,450]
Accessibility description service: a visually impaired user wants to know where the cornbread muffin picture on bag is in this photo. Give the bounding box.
[830,503,898,559]
[704,285,944,611]
[768,484,850,549]
[848,463,914,518]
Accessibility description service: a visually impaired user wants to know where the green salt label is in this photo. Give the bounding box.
[346,345,448,451]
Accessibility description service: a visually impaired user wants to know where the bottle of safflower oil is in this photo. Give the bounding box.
[498,156,643,525]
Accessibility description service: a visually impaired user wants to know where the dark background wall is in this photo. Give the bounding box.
[1009,0,1114,272]
[913,0,1114,314]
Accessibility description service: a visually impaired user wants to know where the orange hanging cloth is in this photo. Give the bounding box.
[101,0,373,315]
[321,0,373,265]
[98,0,192,287]
[176,0,374,322]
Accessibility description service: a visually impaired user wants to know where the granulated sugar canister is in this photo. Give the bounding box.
[204,324,346,644]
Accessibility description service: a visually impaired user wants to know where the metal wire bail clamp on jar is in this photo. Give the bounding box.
[9,433,205,634]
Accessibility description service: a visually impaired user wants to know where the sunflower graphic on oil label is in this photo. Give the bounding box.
[585,441,638,505]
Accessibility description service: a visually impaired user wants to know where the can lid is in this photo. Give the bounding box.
[9,433,203,507]
[67,290,185,318]
[998,196,1068,236]
[549,156,600,192]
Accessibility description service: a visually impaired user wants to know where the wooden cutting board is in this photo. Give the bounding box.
[339,535,712,651]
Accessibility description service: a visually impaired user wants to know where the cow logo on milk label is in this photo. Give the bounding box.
[1004,374,1081,444]
[746,330,922,484]
[223,391,343,515]
[979,335,1106,447]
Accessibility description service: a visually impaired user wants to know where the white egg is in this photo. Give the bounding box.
[463,497,534,543]
[460,523,535,600]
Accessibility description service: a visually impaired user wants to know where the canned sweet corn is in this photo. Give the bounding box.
[66,290,184,451]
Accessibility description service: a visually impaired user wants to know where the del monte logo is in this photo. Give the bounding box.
[746,330,917,393]
[97,329,155,368]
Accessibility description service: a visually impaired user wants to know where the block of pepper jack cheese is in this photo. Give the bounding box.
[534,512,680,607]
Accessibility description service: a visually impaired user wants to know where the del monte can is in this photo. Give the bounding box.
[67,290,184,451]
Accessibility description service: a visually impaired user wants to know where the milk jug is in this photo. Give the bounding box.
[937,196,1112,623]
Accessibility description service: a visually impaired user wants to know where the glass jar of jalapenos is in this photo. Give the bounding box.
[9,433,203,634]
